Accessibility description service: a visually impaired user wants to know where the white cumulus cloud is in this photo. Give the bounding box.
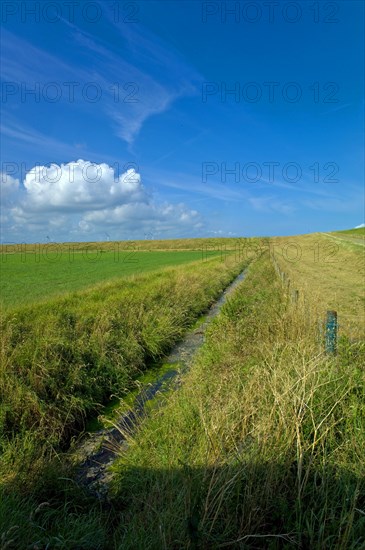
[1,160,203,242]
[22,160,146,212]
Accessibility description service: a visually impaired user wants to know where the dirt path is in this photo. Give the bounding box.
[323,233,365,247]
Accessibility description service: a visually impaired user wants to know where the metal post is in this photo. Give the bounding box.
[325,310,338,355]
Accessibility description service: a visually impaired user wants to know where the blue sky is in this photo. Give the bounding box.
[1,0,364,243]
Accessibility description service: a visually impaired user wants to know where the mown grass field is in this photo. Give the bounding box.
[0,238,247,309]
[0,249,219,309]
[0,232,364,549]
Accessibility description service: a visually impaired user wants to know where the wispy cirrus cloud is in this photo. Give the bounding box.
[69,18,201,143]
[1,19,200,144]
[0,115,119,167]
[248,196,296,215]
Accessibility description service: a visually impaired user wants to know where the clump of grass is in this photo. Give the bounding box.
[111,254,365,549]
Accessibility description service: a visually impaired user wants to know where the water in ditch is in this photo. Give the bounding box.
[72,268,247,499]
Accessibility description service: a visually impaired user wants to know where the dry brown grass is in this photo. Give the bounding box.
[271,233,365,338]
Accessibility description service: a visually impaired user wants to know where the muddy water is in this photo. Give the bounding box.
[73,269,247,498]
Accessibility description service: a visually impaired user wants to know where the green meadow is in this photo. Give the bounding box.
[0,249,223,309]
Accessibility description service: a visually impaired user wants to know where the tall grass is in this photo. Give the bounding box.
[111,253,365,549]
[0,255,246,489]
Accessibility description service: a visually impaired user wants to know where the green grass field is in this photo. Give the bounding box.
[0,249,223,309]
[0,233,364,549]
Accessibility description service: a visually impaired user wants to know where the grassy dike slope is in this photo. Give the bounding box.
[271,232,365,339]
[112,253,365,549]
[0,255,247,490]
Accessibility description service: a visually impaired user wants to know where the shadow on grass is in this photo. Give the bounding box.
[1,449,365,549]
[110,459,365,549]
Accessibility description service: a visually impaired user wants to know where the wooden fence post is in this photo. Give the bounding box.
[291,289,299,304]
[325,310,338,355]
